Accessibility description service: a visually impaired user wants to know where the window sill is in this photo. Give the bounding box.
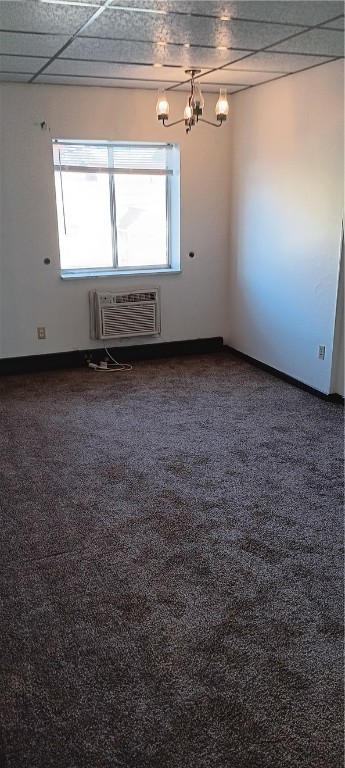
[61,267,182,279]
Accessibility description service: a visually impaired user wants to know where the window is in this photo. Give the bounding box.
[52,140,180,277]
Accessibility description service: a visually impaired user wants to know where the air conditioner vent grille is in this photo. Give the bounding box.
[89,289,160,340]
[102,305,156,338]
[115,291,157,303]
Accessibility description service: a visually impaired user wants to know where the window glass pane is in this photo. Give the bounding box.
[54,171,113,270]
[114,175,167,268]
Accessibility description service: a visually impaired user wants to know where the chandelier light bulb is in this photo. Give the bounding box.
[184,104,193,121]
[156,90,170,120]
[215,88,229,121]
[191,82,204,116]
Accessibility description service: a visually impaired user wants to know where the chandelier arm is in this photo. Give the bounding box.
[198,118,223,128]
[162,118,186,128]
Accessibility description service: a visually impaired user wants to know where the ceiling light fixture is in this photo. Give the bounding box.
[156,69,229,134]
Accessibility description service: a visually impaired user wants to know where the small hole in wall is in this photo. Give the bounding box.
[189,251,195,258]
[44,258,51,265]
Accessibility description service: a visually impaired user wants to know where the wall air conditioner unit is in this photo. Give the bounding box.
[89,289,161,340]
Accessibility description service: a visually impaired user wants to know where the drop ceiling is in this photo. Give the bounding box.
[0,0,343,93]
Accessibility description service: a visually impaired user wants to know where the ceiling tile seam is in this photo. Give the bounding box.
[104,6,311,29]
[0,29,69,36]
[28,70,255,87]
[79,35,255,52]
[59,34,340,60]
[322,25,345,31]
[0,70,40,75]
[266,48,344,58]
[166,12,345,91]
[0,54,49,59]
[34,76,248,93]
[58,55,232,65]
[43,51,336,70]
[28,0,114,82]
[46,59,189,69]
[34,0,101,4]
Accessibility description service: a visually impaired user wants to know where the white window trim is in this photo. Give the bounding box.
[53,139,181,278]
[60,267,182,280]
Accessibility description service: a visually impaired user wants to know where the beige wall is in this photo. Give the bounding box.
[227,60,344,394]
[0,83,231,358]
[330,229,344,396]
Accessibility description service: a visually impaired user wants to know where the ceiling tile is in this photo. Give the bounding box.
[0,0,97,34]
[226,51,337,72]
[66,36,247,68]
[35,74,170,89]
[0,72,31,82]
[46,59,189,81]
[321,16,345,30]
[108,1,344,27]
[173,80,243,93]
[0,32,70,57]
[84,9,302,50]
[199,68,283,86]
[220,1,344,26]
[269,28,344,57]
[83,9,230,46]
[0,54,47,73]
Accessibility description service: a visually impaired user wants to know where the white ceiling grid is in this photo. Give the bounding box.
[0,0,343,92]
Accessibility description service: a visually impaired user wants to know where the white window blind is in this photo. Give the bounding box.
[53,141,174,175]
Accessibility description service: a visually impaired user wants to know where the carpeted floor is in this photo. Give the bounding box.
[0,352,343,768]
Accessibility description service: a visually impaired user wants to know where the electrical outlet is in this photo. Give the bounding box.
[37,327,46,340]
[318,345,325,360]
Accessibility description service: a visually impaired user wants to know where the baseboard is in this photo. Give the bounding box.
[0,337,224,376]
[225,345,344,405]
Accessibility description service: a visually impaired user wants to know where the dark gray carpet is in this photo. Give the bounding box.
[0,352,343,768]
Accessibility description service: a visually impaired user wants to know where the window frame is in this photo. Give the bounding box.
[52,139,181,279]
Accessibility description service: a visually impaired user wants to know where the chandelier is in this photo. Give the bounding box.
[156,69,229,134]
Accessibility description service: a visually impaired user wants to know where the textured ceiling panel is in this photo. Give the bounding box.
[0,31,69,57]
[171,81,243,94]
[34,73,180,89]
[198,68,283,85]
[108,1,345,26]
[67,36,247,68]
[0,54,48,73]
[0,71,31,81]
[0,1,342,90]
[227,51,336,73]
[269,28,344,56]
[321,16,345,30]
[82,10,233,46]
[83,10,302,50]
[0,0,95,34]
